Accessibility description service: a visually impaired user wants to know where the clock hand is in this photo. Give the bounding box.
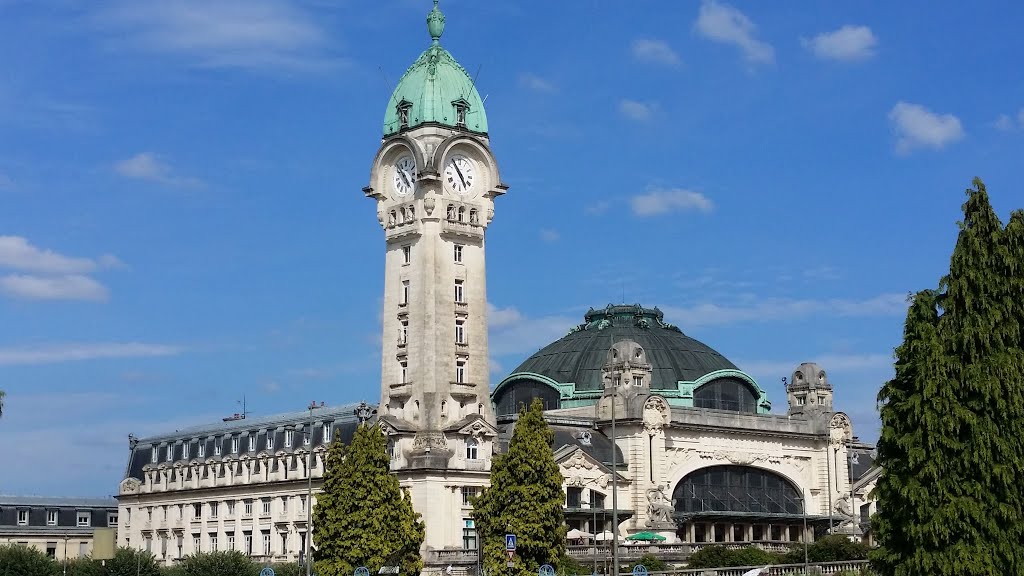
[399,169,411,188]
[452,162,467,188]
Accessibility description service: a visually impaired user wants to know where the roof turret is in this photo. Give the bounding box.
[382,1,488,136]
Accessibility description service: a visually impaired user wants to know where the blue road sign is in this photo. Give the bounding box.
[505,534,516,551]
[632,565,648,576]
[539,565,554,576]
[260,568,276,576]
[354,568,370,576]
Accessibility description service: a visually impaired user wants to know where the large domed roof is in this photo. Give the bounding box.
[382,1,488,136]
[510,304,738,393]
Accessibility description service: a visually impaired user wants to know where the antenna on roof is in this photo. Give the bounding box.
[222,396,249,422]
[379,65,394,95]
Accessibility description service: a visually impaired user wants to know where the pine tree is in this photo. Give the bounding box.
[312,423,424,576]
[872,178,1024,575]
[471,398,565,576]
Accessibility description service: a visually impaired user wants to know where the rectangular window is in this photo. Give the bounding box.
[193,534,201,553]
[244,500,253,517]
[453,244,464,263]
[818,395,826,405]
[262,531,271,555]
[167,445,174,461]
[162,506,167,521]
[231,436,239,453]
[198,441,206,458]
[400,360,408,383]
[633,375,643,387]
[210,503,218,519]
[107,513,118,526]
[46,511,57,526]
[261,499,271,516]
[400,319,408,345]
[17,510,28,525]
[282,498,288,515]
[454,279,464,303]
[401,280,409,306]
[797,395,806,406]
[226,501,235,517]
[248,434,256,451]
[402,245,411,264]
[461,487,478,506]
[210,534,218,552]
[76,512,90,527]
[299,496,306,514]
[566,487,583,508]
[79,542,88,557]
[193,504,201,519]
[323,423,332,443]
[266,433,274,450]
[227,533,236,551]
[285,430,294,447]
[46,543,57,558]
[214,440,221,456]
[244,532,253,555]
[151,447,158,463]
[462,519,477,550]
[455,319,465,344]
[303,429,311,446]
[456,359,466,384]
[183,442,190,459]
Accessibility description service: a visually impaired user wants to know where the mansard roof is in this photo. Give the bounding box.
[0,496,117,508]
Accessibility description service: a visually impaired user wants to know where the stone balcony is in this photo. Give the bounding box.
[441,219,483,239]
[449,382,479,400]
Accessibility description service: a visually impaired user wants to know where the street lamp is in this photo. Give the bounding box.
[801,492,809,572]
[583,498,598,576]
[305,401,321,576]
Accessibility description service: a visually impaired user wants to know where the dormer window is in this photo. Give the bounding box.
[452,98,470,129]
[397,100,412,129]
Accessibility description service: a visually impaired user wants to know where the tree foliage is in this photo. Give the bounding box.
[104,547,162,576]
[0,544,60,576]
[471,398,565,576]
[312,423,424,576]
[872,178,1024,576]
[685,545,775,569]
[779,535,869,564]
[176,550,260,576]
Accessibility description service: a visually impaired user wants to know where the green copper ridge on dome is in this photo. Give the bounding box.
[382,0,488,136]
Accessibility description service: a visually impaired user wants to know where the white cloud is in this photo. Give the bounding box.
[619,99,656,121]
[737,353,894,381]
[585,200,611,216]
[631,38,681,66]
[0,235,100,274]
[888,102,964,154]
[0,274,109,301]
[994,114,1014,131]
[802,25,878,61]
[0,342,183,366]
[487,303,576,358]
[96,0,341,73]
[695,0,774,64]
[631,188,714,216]
[519,73,557,93]
[539,229,560,243]
[114,152,203,187]
[661,292,908,328]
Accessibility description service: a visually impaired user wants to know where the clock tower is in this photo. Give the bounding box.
[362,0,505,555]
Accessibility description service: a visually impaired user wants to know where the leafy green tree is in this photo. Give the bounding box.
[685,545,777,569]
[268,563,302,576]
[64,557,105,576]
[176,550,259,576]
[471,398,566,576]
[780,535,868,564]
[104,547,162,576]
[0,543,59,576]
[313,423,424,576]
[629,553,668,573]
[872,178,1024,576]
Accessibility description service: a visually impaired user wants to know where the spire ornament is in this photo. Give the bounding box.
[427,0,445,44]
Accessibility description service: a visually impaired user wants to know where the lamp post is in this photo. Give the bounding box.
[801,492,809,572]
[584,498,598,576]
[305,401,320,576]
[610,379,619,576]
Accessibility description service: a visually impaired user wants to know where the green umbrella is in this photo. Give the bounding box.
[624,531,666,542]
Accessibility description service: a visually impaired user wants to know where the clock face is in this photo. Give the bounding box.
[444,154,476,195]
[392,155,416,197]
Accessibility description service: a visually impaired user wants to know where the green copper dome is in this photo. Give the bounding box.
[382,1,488,136]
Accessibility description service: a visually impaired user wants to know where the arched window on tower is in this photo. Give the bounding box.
[447,204,455,221]
[469,209,478,224]
[458,206,466,222]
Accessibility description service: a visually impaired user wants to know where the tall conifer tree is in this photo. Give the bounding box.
[472,398,566,576]
[872,178,1024,575]
[313,424,425,576]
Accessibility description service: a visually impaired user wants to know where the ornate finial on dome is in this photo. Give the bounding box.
[427,0,445,44]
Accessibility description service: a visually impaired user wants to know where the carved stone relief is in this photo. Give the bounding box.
[643,395,670,433]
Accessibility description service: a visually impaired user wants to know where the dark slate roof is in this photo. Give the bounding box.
[848,444,876,481]
[0,496,117,508]
[496,416,625,468]
[510,304,737,392]
[124,402,375,481]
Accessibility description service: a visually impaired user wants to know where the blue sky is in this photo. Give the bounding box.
[1,0,1022,497]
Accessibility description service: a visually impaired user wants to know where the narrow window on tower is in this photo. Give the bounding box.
[397,101,412,129]
[402,245,411,265]
[399,319,409,345]
[456,359,467,383]
[455,319,465,344]
[453,244,464,263]
[401,280,409,306]
[454,279,464,303]
[400,360,408,383]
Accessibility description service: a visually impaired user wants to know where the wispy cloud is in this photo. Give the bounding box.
[487,303,576,358]
[631,188,714,216]
[585,201,611,216]
[631,38,681,66]
[802,25,878,62]
[0,236,122,302]
[888,101,964,154]
[539,229,560,243]
[0,274,109,301]
[662,292,908,328]
[0,342,183,366]
[94,0,342,73]
[619,99,657,121]
[993,108,1024,131]
[519,73,557,93]
[114,152,203,187]
[695,0,774,64]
